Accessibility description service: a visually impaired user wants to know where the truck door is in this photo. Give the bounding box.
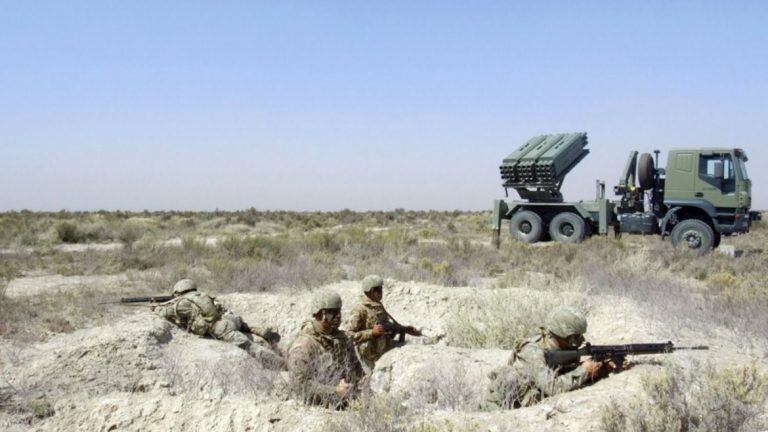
[695,153,738,209]
[664,151,696,201]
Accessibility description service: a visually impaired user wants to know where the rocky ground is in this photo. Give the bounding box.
[2,276,764,431]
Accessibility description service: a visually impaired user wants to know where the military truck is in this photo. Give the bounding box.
[491,132,759,254]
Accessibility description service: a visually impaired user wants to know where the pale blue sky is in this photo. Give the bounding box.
[2,1,766,211]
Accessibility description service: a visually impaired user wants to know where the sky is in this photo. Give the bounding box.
[2,1,767,211]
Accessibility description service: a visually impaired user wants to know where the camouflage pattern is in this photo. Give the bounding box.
[347,295,398,370]
[288,320,365,408]
[545,307,587,338]
[484,331,590,409]
[155,290,281,365]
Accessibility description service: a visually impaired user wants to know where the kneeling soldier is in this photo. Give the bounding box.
[347,275,421,371]
[288,290,365,409]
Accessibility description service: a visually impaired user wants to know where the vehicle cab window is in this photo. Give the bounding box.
[699,154,735,194]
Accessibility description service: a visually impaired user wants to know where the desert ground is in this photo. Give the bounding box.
[1,209,767,431]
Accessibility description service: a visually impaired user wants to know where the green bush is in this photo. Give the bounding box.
[55,221,84,243]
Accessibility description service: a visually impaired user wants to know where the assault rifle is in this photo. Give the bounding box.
[376,319,408,343]
[99,295,174,305]
[545,341,709,369]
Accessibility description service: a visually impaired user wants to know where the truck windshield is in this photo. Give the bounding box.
[737,157,749,180]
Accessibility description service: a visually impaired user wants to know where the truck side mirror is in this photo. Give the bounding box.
[714,161,724,179]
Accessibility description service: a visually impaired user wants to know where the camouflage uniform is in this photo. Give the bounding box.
[154,280,281,366]
[484,307,593,410]
[347,295,399,370]
[288,320,365,408]
[288,290,365,408]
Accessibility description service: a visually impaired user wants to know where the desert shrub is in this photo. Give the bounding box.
[117,222,146,249]
[600,362,768,432]
[444,289,588,349]
[219,235,288,260]
[25,399,54,419]
[54,221,85,243]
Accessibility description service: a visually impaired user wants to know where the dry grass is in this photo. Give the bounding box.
[444,288,588,349]
[600,362,768,432]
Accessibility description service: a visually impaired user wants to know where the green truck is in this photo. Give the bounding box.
[491,132,760,254]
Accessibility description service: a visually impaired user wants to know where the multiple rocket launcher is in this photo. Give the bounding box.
[499,132,590,198]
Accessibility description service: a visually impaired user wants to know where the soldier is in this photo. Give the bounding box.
[347,275,421,371]
[484,307,617,409]
[288,290,365,409]
[152,279,283,368]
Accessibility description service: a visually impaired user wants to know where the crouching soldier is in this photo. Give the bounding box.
[288,290,365,409]
[153,279,283,369]
[484,307,617,409]
[347,275,421,371]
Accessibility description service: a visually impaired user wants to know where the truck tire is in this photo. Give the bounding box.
[638,153,654,190]
[549,212,587,243]
[509,211,543,243]
[670,219,715,255]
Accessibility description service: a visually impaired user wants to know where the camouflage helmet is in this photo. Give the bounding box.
[545,307,587,338]
[310,290,342,315]
[173,278,197,295]
[361,274,384,294]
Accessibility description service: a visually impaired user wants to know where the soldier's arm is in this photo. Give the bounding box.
[155,298,194,323]
[550,364,590,393]
[515,343,588,396]
[154,299,180,320]
[347,307,375,343]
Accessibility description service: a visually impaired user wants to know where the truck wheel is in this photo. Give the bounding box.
[670,219,715,255]
[509,211,543,243]
[549,212,586,243]
[638,153,654,190]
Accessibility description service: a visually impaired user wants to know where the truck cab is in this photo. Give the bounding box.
[663,148,754,236]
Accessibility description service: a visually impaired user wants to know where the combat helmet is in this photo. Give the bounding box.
[173,278,198,295]
[545,307,587,338]
[361,274,384,294]
[310,290,342,315]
